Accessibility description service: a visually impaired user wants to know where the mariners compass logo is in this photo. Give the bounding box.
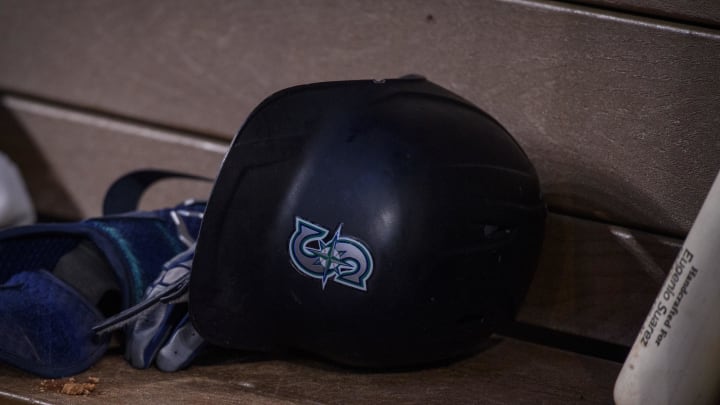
[289,217,374,291]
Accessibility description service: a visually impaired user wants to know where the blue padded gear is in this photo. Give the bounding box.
[0,270,106,377]
[0,202,205,378]
[93,237,206,372]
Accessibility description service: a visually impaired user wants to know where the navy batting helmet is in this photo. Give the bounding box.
[190,77,546,367]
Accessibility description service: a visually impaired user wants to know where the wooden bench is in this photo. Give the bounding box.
[0,1,718,403]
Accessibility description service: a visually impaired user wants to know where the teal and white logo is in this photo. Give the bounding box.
[289,217,374,291]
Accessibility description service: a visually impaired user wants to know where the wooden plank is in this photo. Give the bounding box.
[0,95,225,219]
[1,1,719,235]
[0,213,676,402]
[519,214,681,347]
[577,0,720,28]
[0,338,620,404]
[0,93,684,347]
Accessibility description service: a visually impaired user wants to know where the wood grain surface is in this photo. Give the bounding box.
[0,95,683,342]
[0,209,676,404]
[1,0,719,235]
[0,1,711,403]
[0,338,619,404]
[0,95,223,219]
[579,0,720,27]
[519,214,680,346]
[0,85,683,350]
[0,91,684,348]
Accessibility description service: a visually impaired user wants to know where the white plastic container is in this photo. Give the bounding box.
[614,170,720,404]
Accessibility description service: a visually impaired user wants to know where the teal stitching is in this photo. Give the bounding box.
[91,213,192,304]
[93,223,145,304]
[153,220,185,253]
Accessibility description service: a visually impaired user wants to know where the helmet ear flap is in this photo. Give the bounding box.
[190,78,546,368]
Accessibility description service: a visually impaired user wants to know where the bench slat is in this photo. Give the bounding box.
[1,1,719,234]
[0,338,619,404]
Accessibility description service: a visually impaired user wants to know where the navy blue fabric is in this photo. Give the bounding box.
[0,237,79,283]
[86,215,186,305]
[0,203,205,377]
[0,270,107,377]
[103,170,211,216]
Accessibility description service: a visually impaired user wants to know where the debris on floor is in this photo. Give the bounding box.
[39,376,100,396]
